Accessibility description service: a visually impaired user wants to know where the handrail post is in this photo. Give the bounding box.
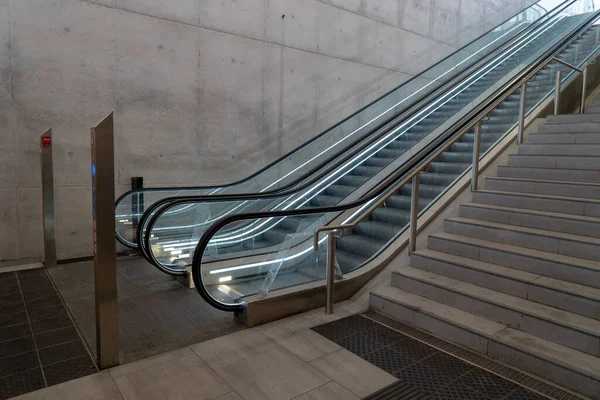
[581,66,588,114]
[326,231,336,314]
[409,173,420,254]
[472,121,482,191]
[554,70,562,115]
[517,82,527,145]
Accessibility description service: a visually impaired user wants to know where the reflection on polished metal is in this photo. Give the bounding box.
[517,83,527,145]
[554,70,563,115]
[408,173,419,255]
[40,129,57,269]
[91,112,119,369]
[471,121,482,192]
[314,224,351,314]
[581,66,588,113]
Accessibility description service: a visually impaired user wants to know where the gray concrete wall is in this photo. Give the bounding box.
[0,0,535,262]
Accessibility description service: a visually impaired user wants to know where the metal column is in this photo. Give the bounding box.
[517,83,527,145]
[581,67,588,114]
[554,70,562,115]
[408,173,420,254]
[325,231,335,314]
[91,113,119,369]
[471,121,482,191]
[40,129,57,269]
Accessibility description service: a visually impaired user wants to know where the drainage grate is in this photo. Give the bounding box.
[361,310,589,400]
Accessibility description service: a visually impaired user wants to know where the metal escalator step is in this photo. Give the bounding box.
[336,233,387,258]
[339,175,369,187]
[436,152,474,164]
[309,195,339,207]
[427,162,471,175]
[352,165,382,177]
[353,220,398,241]
[324,184,356,198]
[399,183,445,199]
[370,207,411,226]
[419,172,458,186]
[334,249,368,273]
[385,194,432,211]
[363,156,395,168]
[262,227,293,245]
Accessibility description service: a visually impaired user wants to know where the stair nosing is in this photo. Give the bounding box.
[475,189,600,205]
[393,266,600,338]
[486,176,600,188]
[412,248,600,303]
[461,202,600,224]
[429,231,600,272]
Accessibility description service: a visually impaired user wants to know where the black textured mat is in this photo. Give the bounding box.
[0,269,97,399]
[311,314,547,400]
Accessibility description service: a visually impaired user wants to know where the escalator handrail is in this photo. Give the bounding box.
[187,9,600,313]
[115,0,553,215]
[139,1,578,269]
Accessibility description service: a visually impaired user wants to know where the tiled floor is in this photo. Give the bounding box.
[48,257,245,363]
[312,314,548,400]
[0,269,97,399]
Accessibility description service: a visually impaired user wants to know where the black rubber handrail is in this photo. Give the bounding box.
[186,8,600,313]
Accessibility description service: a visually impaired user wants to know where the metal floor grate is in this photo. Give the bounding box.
[311,311,590,400]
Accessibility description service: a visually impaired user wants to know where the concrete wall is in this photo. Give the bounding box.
[0,0,535,262]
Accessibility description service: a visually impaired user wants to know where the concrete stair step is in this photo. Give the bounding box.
[586,106,600,114]
[545,114,600,124]
[517,144,600,156]
[428,231,600,289]
[507,154,600,170]
[528,132,600,144]
[538,122,600,133]
[459,202,600,238]
[410,248,600,320]
[444,216,600,262]
[484,176,600,200]
[369,286,600,399]
[472,190,600,218]
[497,165,600,183]
[391,266,600,356]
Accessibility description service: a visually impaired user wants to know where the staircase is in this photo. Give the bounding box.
[369,101,600,399]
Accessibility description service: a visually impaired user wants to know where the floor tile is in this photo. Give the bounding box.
[309,301,367,323]
[30,315,72,334]
[311,322,356,342]
[0,368,45,400]
[191,328,278,369]
[14,370,121,400]
[0,336,35,359]
[335,315,378,333]
[114,355,231,400]
[217,347,330,400]
[458,369,518,400]
[294,381,359,400]
[213,392,243,400]
[360,347,415,375]
[0,351,40,379]
[109,347,193,379]
[0,292,25,307]
[394,363,455,393]
[334,333,386,356]
[309,349,397,398]
[420,352,473,379]
[27,305,68,322]
[25,296,63,312]
[43,355,97,387]
[259,314,323,342]
[34,326,80,349]
[279,329,341,362]
[0,323,31,343]
[38,340,88,366]
[0,302,26,317]
[0,311,28,328]
[386,338,436,362]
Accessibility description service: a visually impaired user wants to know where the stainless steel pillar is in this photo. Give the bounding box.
[471,121,482,191]
[325,231,335,314]
[408,173,420,254]
[517,83,527,145]
[91,113,119,369]
[554,70,562,115]
[40,129,57,269]
[581,67,588,114]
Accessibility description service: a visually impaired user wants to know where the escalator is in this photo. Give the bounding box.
[115,1,550,250]
[142,0,595,275]
[122,1,600,313]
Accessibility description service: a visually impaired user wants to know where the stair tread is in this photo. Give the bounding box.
[447,216,600,245]
[430,231,600,272]
[476,189,600,205]
[462,202,600,224]
[486,176,600,188]
[395,266,600,337]
[371,286,600,380]
[413,248,600,302]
